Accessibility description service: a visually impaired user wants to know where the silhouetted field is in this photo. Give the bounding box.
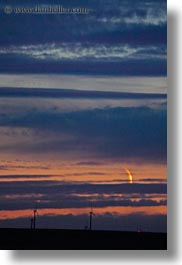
[0,228,167,250]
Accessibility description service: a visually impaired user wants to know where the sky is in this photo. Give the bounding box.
[0,0,167,232]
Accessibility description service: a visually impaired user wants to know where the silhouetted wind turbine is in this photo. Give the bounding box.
[33,205,38,229]
[89,205,95,231]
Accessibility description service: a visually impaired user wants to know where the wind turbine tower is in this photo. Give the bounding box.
[89,206,95,231]
[33,207,38,229]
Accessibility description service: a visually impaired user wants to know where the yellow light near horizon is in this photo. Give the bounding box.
[124,168,133,184]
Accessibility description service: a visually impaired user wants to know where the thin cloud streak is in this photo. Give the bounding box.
[0,43,167,61]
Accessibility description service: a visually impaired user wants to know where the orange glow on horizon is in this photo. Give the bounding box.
[0,205,167,221]
[0,160,166,181]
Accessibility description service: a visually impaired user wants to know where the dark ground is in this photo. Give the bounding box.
[0,228,167,250]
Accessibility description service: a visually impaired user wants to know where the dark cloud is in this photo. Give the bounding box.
[0,179,167,216]
[137,178,167,183]
[0,57,166,76]
[0,196,167,210]
[0,87,167,99]
[75,161,105,166]
[0,105,167,162]
[0,181,167,196]
[0,165,51,171]
[0,172,106,178]
[0,166,9,170]
[0,174,57,179]
[104,178,167,184]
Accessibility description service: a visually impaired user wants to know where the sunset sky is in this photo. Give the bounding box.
[0,0,167,232]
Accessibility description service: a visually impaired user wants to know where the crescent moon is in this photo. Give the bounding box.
[124,168,133,184]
